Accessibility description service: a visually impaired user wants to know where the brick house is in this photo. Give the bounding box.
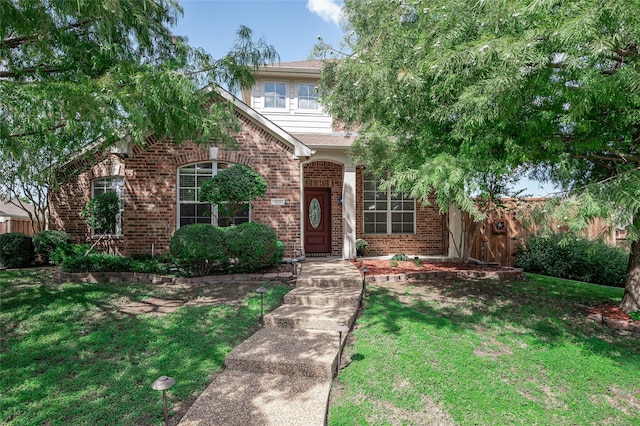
[50,61,449,259]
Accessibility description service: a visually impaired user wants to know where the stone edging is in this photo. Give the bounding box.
[364,268,526,283]
[587,312,640,338]
[56,270,295,285]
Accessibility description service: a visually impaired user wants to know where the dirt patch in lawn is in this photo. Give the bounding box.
[117,281,288,315]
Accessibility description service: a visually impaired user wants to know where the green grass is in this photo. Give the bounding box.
[329,274,640,426]
[0,269,290,425]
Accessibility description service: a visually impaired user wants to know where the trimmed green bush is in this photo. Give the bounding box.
[32,230,71,264]
[0,232,35,268]
[169,224,227,276]
[61,254,132,273]
[50,243,91,265]
[225,222,283,273]
[516,233,628,287]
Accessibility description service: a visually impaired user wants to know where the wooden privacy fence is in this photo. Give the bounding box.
[0,218,42,236]
[468,199,626,267]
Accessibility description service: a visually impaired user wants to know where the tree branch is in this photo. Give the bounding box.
[9,123,66,138]
[1,19,93,49]
[0,66,66,79]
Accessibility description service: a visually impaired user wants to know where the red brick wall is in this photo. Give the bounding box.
[355,169,446,256]
[50,113,303,256]
[303,161,343,256]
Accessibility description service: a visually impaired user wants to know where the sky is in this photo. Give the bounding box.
[174,0,345,63]
[173,0,555,197]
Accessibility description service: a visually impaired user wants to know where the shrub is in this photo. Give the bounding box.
[0,232,35,268]
[516,233,628,287]
[128,255,174,274]
[225,222,283,273]
[32,230,71,264]
[50,243,91,265]
[199,164,267,222]
[61,253,132,273]
[391,253,409,261]
[169,224,227,276]
[355,238,368,254]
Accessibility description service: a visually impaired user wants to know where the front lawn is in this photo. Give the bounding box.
[0,268,290,425]
[329,274,640,425]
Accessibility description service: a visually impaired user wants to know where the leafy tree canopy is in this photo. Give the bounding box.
[0,0,278,157]
[318,0,640,311]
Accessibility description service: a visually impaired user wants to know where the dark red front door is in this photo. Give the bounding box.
[304,188,331,253]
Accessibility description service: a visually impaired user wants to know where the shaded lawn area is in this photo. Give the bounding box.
[329,274,640,426]
[0,268,290,425]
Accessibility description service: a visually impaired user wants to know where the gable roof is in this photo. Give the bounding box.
[208,85,313,158]
[0,200,35,219]
[254,60,328,78]
[56,84,314,177]
[292,132,356,149]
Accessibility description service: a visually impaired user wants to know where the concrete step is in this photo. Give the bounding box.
[264,304,358,330]
[224,328,343,378]
[295,276,362,289]
[284,286,362,308]
[178,370,331,426]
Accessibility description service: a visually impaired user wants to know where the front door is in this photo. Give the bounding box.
[304,188,331,254]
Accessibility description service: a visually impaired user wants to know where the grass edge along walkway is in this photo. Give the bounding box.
[0,268,290,426]
[328,274,640,426]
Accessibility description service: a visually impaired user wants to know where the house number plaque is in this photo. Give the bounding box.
[309,198,321,228]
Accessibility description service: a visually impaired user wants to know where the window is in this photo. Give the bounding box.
[91,177,124,236]
[178,162,250,228]
[363,174,414,234]
[297,83,319,110]
[264,82,286,109]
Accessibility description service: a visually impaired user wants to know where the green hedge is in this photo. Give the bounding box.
[61,253,132,273]
[168,222,284,276]
[226,222,283,273]
[56,222,283,277]
[169,223,228,276]
[33,230,71,264]
[60,251,173,274]
[0,232,35,268]
[516,233,628,287]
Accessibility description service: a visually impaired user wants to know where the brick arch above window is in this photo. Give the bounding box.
[172,147,255,168]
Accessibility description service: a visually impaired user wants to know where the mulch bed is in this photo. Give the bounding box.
[588,304,635,322]
[351,259,510,276]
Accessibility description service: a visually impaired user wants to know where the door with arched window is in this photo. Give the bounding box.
[304,188,331,254]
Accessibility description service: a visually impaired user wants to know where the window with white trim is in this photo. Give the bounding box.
[91,177,124,236]
[178,162,250,228]
[363,174,415,234]
[297,83,319,109]
[264,82,286,109]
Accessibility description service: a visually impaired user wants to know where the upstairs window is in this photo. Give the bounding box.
[363,174,415,234]
[297,83,319,110]
[91,177,124,236]
[264,82,286,109]
[178,162,250,228]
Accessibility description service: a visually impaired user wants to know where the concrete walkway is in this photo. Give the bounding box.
[178,259,363,426]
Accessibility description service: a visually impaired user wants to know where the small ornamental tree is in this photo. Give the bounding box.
[81,191,120,255]
[198,164,267,224]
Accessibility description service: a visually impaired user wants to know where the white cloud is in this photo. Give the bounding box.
[307,0,343,26]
